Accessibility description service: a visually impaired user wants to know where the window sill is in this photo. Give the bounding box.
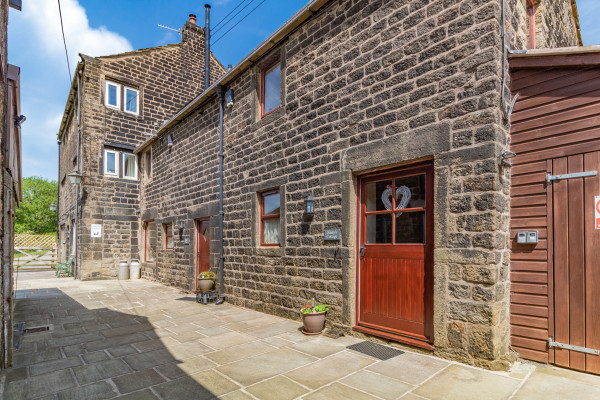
[255,247,283,257]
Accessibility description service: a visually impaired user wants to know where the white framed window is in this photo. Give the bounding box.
[105,81,120,109]
[122,153,137,180]
[104,149,119,176]
[143,150,151,180]
[124,87,139,115]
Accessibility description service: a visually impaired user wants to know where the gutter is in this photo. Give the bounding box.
[134,0,332,154]
[508,45,600,58]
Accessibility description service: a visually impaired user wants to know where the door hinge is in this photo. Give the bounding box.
[548,336,600,355]
[546,171,598,184]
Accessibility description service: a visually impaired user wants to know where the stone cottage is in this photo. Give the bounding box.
[0,0,23,369]
[56,14,226,280]
[131,0,584,371]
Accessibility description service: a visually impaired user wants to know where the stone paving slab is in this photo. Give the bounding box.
[3,272,600,400]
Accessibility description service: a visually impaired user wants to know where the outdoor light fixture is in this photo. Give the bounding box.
[49,202,57,211]
[178,218,184,231]
[498,150,517,166]
[167,133,173,148]
[304,195,315,216]
[226,89,234,108]
[68,170,83,185]
[14,114,26,127]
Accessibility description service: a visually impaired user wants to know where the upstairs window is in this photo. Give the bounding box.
[124,87,139,115]
[105,81,120,109]
[164,223,174,249]
[123,153,137,180]
[261,61,280,117]
[104,149,119,176]
[260,189,281,246]
[105,79,140,115]
[144,220,157,262]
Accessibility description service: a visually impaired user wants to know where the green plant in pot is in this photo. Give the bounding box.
[301,300,329,335]
[197,271,216,292]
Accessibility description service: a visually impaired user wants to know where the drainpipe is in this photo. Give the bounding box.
[204,4,211,90]
[56,139,61,259]
[215,85,225,305]
[73,70,82,280]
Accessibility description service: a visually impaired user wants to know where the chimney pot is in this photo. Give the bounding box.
[189,14,197,24]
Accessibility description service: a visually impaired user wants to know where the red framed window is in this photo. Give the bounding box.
[143,220,156,262]
[260,60,281,118]
[260,189,280,246]
[164,223,174,249]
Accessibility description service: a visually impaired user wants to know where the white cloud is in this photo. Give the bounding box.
[22,0,133,69]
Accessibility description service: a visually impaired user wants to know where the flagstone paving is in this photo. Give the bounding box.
[2,271,600,399]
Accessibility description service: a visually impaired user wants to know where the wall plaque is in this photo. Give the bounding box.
[324,228,341,241]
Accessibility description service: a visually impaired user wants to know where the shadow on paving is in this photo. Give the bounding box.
[3,287,216,399]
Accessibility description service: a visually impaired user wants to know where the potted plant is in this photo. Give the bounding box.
[301,300,329,335]
[197,271,216,292]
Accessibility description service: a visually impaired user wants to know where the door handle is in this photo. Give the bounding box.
[359,246,366,257]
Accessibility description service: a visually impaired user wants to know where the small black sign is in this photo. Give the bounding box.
[324,228,341,241]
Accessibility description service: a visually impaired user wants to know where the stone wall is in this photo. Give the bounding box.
[140,0,516,370]
[536,0,579,48]
[58,20,226,279]
[139,0,578,369]
[507,0,579,50]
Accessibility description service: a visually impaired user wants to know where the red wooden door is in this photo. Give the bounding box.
[356,163,434,346]
[552,152,600,374]
[195,219,210,290]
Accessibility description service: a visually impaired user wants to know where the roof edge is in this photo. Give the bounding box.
[135,0,333,154]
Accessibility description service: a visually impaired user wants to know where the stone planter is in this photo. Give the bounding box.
[198,278,215,292]
[301,310,327,334]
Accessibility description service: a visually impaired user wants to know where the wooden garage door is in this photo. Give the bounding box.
[551,152,600,374]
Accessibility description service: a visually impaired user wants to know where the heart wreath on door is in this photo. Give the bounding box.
[381,185,412,217]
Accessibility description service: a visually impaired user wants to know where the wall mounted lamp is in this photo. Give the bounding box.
[226,89,234,108]
[68,170,83,185]
[304,195,315,216]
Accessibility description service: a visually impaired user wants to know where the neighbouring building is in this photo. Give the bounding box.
[0,0,23,369]
[56,13,226,280]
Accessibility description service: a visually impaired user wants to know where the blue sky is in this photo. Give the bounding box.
[6,0,600,181]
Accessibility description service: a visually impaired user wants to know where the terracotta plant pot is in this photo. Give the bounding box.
[301,310,327,334]
[198,278,215,292]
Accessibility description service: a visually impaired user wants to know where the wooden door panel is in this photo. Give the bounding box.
[584,152,600,374]
[553,152,600,374]
[357,163,433,344]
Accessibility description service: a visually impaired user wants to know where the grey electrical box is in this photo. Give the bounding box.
[527,231,538,243]
[517,231,538,244]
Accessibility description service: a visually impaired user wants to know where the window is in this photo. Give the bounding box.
[105,81,120,109]
[261,61,281,117]
[260,189,280,246]
[124,87,139,115]
[104,149,119,176]
[164,223,174,249]
[144,150,152,180]
[105,79,140,115]
[123,153,137,179]
[144,221,157,262]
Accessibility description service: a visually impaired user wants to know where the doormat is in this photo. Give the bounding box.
[347,341,404,360]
